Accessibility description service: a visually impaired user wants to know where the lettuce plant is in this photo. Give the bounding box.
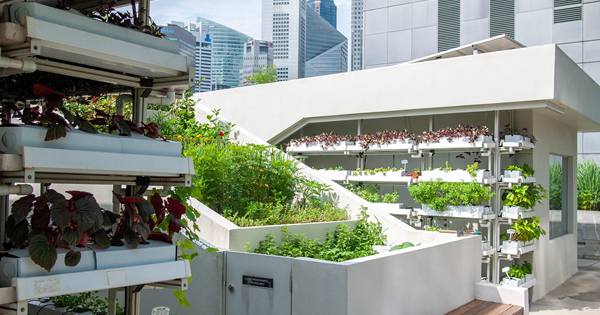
[407,180,495,211]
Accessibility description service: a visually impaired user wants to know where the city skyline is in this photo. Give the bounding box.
[150,0,352,48]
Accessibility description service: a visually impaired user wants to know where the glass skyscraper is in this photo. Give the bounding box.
[305,8,347,77]
[307,0,337,28]
[196,17,252,88]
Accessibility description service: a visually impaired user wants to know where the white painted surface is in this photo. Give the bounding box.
[475,282,530,314]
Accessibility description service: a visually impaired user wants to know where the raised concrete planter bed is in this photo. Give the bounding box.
[420,204,493,219]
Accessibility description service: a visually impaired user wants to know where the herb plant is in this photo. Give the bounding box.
[407,180,495,211]
[250,210,387,262]
[509,217,546,242]
[506,164,535,178]
[351,167,400,176]
[345,184,399,203]
[50,291,124,315]
[502,184,548,210]
[507,265,526,279]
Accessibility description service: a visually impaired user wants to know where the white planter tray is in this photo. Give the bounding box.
[419,205,493,219]
[500,240,536,256]
[417,136,495,152]
[501,206,535,220]
[315,169,349,182]
[500,137,535,150]
[346,172,413,185]
[371,203,411,216]
[286,142,351,155]
[500,176,536,185]
[501,276,536,288]
[347,140,416,154]
[0,125,181,157]
[420,169,494,184]
[482,247,495,257]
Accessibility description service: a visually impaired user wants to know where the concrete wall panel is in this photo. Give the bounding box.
[558,42,583,64]
[515,0,553,13]
[553,20,583,44]
[583,40,600,63]
[411,0,437,28]
[583,2,600,41]
[388,4,412,31]
[388,30,412,62]
[411,25,437,59]
[461,0,489,21]
[365,8,389,35]
[583,62,600,85]
[365,33,388,65]
[366,0,389,10]
[389,0,411,5]
[461,18,490,46]
[515,9,553,47]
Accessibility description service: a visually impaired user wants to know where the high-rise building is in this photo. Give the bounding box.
[240,40,274,86]
[262,0,307,81]
[161,23,197,83]
[305,9,347,77]
[307,0,337,28]
[363,0,600,85]
[351,0,363,71]
[183,23,213,93]
[196,17,252,88]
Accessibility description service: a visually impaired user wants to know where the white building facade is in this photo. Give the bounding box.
[262,0,307,80]
[239,40,275,85]
[351,0,364,71]
[188,23,213,93]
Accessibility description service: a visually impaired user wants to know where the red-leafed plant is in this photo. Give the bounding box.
[4,189,187,272]
[357,130,414,150]
[416,125,490,144]
[286,132,355,149]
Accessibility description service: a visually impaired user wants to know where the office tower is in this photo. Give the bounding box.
[240,40,274,85]
[305,9,347,77]
[351,0,363,71]
[307,0,337,28]
[196,17,252,88]
[262,0,307,81]
[183,23,213,93]
[161,23,197,84]
[363,0,599,85]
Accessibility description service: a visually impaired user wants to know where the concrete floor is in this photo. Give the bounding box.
[530,259,600,314]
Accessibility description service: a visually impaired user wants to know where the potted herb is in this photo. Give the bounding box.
[407,180,495,218]
[501,261,534,287]
[500,125,536,144]
[412,168,421,179]
[420,162,491,183]
[501,184,547,219]
[503,164,535,179]
[500,217,546,255]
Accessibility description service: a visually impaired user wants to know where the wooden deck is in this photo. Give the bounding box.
[445,300,524,315]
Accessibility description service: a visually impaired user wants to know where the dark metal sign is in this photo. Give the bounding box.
[242,275,274,288]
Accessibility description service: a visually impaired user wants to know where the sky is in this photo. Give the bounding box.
[150,0,352,42]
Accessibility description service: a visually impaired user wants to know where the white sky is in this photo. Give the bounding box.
[150,0,352,41]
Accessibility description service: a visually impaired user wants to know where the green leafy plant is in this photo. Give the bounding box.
[351,167,399,176]
[407,180,495,211]
[223,202,348,227]
[507,265,526,279]
[50,291,124,315]
[424,226,441,232]
[577,159,600,210]
[250,210,387,262]
[510,217,546,242]
[467,162,479,177]
[522,261,532,274]
[502,184,548,210]
[345,184,399,204]
[244,65,279,85]
[506,164,534,178]
[390,242,419,251]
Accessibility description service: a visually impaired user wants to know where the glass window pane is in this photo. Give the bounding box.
[550,155,568,238]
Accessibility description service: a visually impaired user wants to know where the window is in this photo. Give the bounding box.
[549,155,569,238]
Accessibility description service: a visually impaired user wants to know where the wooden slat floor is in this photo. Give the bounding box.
[445,300,524,315]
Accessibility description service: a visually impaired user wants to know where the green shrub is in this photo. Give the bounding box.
[250,210,387,262]
[345,184,399,203]
[50,291,124,315]
[407,180,495,211]
[577,159,600,210]
[550,161,563,210]
[224,202,348,227]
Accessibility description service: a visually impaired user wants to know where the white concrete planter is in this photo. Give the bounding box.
[315,169,349,182]
[418,136,494,150]
[192,199,356,251]
[420,204,491,219]
[420,169,490,183]
[346,171,413,185]
[501,277,525,287]
[360,139,416,152]
[223,235,481,315]
[286,141,351,154]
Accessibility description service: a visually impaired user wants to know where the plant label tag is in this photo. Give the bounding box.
[151,306,170,315]
[107,270,127,286]
[242,275,274,288]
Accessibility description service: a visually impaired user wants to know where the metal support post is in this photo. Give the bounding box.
[0,194,7,247]
[125,286,141,315]
[108,289,118,315]
[492,110,501,284]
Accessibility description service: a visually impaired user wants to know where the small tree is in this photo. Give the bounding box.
[244,65,278,85]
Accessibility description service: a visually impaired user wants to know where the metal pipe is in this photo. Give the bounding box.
[0,184,33,196]
[146,89,176,106]
[493,110,501,284]
[0,56,36,72]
